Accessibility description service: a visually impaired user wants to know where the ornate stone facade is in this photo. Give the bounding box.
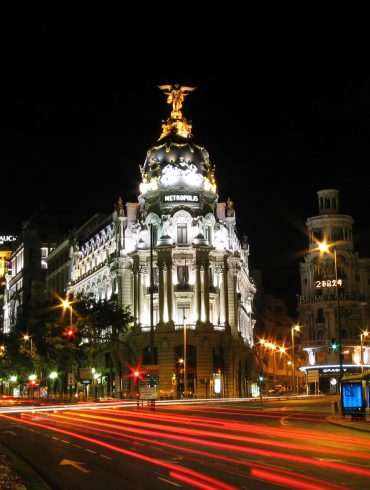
[298,190,370,394]
[67,87,256,398]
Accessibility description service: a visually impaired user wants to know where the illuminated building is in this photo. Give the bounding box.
[0,236,16,334]
[298,190,370,393]
[3,221,56,333]
[67,85,256,398]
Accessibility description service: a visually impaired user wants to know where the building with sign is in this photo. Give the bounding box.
[2,221,59,333]
[298,189,370,393]
[67,85,256,398]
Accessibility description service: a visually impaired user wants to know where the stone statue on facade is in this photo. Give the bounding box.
[116,196,125,217]
[226,197,235,217]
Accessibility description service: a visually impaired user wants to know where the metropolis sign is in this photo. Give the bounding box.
[164,194,199,203]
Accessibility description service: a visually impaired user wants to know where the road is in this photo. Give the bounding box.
[0,398,369,489]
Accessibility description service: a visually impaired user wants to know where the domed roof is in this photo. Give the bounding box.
[143,132,211,180]
[139,85,216,195]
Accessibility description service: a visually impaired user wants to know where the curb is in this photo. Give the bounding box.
[0,443,52,490]
[327,415,370,433]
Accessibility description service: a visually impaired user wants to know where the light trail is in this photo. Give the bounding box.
[20,411,350,490]
[0,412,237,490]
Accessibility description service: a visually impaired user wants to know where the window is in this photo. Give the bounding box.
[177,266,189,287]
[177,224,187,245]
[316,309,324,323]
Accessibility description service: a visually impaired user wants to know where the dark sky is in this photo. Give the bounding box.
[2,41,370,312]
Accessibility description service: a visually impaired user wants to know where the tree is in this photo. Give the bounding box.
[74,293,134,397]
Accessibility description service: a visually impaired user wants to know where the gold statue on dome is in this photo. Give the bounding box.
[158,84,196,118]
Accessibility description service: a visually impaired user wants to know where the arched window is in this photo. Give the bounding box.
[317,329,325,340]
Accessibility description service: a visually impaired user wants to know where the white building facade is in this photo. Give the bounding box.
[67,87,256,398]
[298,190,370,393]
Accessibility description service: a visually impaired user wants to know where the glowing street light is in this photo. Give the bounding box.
[183,316,188,396]
[61,297,75,400]
[318,241,343,382]
[23,334,34,369]
[291,324,301,395]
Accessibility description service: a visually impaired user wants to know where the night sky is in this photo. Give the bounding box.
[2,46,370,312]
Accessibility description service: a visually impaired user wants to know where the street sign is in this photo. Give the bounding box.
[79,368,92,380]
[68,373,75,386]
[307,370,319,382]
[139,384,157,400]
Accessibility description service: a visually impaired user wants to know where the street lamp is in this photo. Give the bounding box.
[183,315,188,396]
[291,324,301,395]
[61,298,74,400]
[23,334,33,369]
[318,242,343,382]
[360,330,369,374]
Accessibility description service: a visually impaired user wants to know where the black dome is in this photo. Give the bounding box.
[142,132,211,181]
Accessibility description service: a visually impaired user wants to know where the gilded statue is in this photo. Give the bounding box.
[158,84,196,116]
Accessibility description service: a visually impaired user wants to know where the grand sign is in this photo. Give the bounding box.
[297,293,367,304]
[164,194,199,203]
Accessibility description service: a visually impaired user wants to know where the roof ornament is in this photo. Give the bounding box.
[158,84,196,139]
[226,197,235,217]
[116,196,125,217]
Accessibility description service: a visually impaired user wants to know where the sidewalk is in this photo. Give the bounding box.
[327,413,370,433]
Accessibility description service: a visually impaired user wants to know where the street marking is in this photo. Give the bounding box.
[157,477,181,487]
[280,416,289,426]
[3,430,17,436]
[85,449,96,454]
[100,454,112,460]
[59,459,90,473]
[315,457,346,463]
[61,440,70,444]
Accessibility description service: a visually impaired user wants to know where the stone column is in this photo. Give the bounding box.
[158,261,165,324]
[203,261,210,323]
[217,266,226,324]
[139,265,147,325]
[195,265,201,323]
[133,265,139,321]
[166,261,173,323]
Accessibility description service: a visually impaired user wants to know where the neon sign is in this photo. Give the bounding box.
[164,194,199,203]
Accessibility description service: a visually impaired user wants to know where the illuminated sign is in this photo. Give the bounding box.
[164,194,199,203]
[0,235,16,245]
[316,279,343,288]
[297,293,366,303]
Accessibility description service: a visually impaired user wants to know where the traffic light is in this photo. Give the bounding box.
[331,338,338,350]
[66,328,76,341]
[258,373,265,382]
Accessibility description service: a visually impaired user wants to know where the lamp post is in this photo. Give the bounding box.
[62,298,74,400]
[291,325,301,395]
[360,330,369,374]
[318,242,343,383]
[23,334,33,370]
[183,315,188,396]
